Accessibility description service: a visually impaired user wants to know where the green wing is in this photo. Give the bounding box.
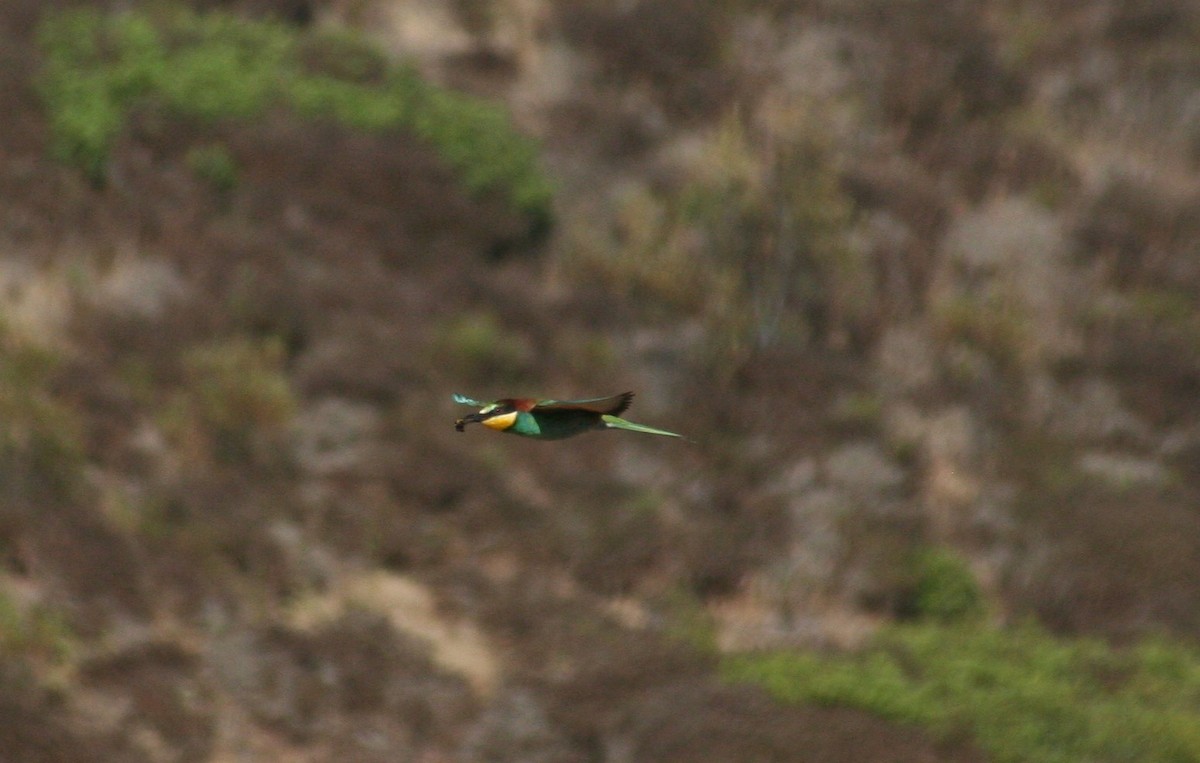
[534,392,634,416]
[453,394,487,407]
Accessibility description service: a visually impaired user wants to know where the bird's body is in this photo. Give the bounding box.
[453,392,683,440]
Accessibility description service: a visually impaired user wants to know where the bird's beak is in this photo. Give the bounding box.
[455,412,486,432]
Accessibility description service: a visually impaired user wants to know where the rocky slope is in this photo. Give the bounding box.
[1,0,1199,760]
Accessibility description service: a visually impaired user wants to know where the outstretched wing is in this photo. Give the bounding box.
[453,394,487,407]
[533,392,634,417]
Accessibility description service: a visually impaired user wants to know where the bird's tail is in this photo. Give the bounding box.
[601,415,686,439]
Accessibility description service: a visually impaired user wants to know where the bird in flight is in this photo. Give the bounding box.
[453,392,684,440]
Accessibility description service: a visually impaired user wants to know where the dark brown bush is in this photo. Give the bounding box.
[555,0,735,123]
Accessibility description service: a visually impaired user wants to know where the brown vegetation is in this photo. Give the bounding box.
[2,0,1200,759]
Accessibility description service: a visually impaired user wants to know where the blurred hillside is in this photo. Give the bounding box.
[2,0,1200,760]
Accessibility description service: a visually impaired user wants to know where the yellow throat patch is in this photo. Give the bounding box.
[482,411,518,431]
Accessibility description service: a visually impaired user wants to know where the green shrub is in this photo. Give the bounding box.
[0,588,75,667]
[682,114,863,350]
[0,340,85,504]
[161,336,296,466]
[185,142,238,192]
[660,586,719,653]
[907,546,985,624]
[432,312,532,385]
[932,292,1030,371]
[724,622,1200,763]
[829,391,884,431]
[38,7,552,219]
[567,110,861,356]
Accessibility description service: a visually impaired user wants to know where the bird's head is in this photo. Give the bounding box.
[455,400,519,432]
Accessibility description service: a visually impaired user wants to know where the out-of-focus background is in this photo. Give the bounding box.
[3,1,1200,760]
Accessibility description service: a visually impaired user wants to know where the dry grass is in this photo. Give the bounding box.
[2,0,1200,759]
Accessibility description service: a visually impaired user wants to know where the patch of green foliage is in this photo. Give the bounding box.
[660,586,719,653]
[829,391,884,431]
[0,587,75,668]
[433,311,531,386]
[724,622,1200,763]
[569,110,862,361]
[185,142,238,192]
[681,115,862,351]
[38,7,552,219]
[160,336,296,466]
[932,292,1031,371]
[906,546,985,624]
[0,338,86,504]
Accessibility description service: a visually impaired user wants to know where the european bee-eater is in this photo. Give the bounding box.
[453,392,684,440]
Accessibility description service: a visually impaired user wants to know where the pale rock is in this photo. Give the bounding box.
[876,322,937,395]
[933,197,1083,368]
[94,255,187,319]
[923,406,984,538]
[824,441,905,496]
[1078,451,1171,489]
[291,398,384,475]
